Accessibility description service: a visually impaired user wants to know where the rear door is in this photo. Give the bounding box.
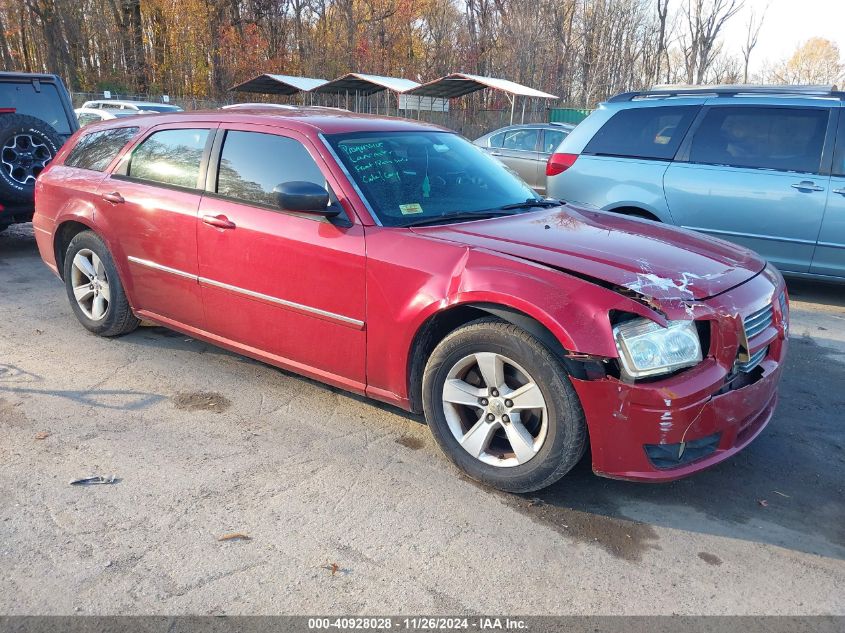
[494,127,542,188]
[664,104,835,272]
[101,123,215,328]
[196,124,367,388]
[813,108,845,277]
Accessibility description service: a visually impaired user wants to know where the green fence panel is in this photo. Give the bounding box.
[548,108,593,125]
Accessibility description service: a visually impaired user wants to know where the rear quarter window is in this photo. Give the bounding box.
[64,127,139,172]
[585,105,698,160]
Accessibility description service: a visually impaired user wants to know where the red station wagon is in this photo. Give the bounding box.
[33,108,789,492]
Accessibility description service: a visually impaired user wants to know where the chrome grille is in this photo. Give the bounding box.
[743,303,774,339]
[737,346,768,373]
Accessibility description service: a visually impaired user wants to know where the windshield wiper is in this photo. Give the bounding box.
[499,197,562,211]
[400,210,518,228]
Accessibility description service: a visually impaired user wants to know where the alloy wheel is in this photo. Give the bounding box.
[70,249,111,321]
[1,133,53,185]
[441,352,548,467]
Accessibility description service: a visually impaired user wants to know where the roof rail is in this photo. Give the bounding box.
[607,84,844,102]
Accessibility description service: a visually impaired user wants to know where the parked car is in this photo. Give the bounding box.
[0,71,78,231]
[75,107,140,126]
[33,109,788,492]
[546,85,845,281]
[81,99,184,114]
[474,122,575,194]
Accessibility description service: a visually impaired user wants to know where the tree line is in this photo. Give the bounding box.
[1,0,842,108]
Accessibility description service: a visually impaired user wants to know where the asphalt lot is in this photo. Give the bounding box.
[1,222,843,615]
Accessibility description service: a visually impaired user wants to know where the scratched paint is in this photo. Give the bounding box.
[659,410,673,444]
[625,261,724,319]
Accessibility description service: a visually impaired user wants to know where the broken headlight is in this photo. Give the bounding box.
[613,318,702,380]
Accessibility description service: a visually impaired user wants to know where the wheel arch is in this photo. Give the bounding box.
[406,302,587,414]
[605,205,662,222]
[53,219,96,280]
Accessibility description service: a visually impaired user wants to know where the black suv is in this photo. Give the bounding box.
[0,71,78,231]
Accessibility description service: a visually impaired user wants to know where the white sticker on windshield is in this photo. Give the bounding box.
[399,203,424,215]
[433,144,450,153]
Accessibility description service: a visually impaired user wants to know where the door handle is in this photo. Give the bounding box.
[833,188,845,195]
[490,151,503,156]
[202,214,236,229]
[791,181,824,192]
[101,191,125,204]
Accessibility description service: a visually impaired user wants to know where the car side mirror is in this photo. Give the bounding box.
[273,181,339,217]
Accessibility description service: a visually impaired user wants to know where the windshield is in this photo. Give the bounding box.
[326,131,541,226]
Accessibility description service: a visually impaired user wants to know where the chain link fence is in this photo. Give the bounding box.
[70,91,589,139]
[70,91,227,111]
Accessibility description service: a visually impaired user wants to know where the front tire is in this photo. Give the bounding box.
[423,318,587,493]
[63,231,140,337]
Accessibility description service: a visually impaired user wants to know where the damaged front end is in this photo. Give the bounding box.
[567,265,789,482]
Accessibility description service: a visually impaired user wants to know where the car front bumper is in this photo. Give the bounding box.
[570,271,788,482]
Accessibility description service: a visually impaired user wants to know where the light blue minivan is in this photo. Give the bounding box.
[546,85,845,281]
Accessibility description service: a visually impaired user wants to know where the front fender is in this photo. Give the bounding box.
[363,228,658,408]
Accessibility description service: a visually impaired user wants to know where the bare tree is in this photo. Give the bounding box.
[680,0,744,84]
[741,3,767,83]
[655,0,670,84]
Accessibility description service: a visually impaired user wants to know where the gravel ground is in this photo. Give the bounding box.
[1,223,843,615]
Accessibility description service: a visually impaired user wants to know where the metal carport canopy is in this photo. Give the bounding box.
[230,74,328,95]
[312,73,421,96]
[405,73,558,100]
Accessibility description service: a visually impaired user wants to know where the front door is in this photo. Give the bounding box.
[100,124,215,328]
[196,125,367,389]
[664,104,834,273]
[813,112,845,278]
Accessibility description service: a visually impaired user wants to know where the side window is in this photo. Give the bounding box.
[101,103,122,110]
[128,128,209,188]
[77,113,99,127]
[487,132,505,148]
[833,116,845,177]
[65,127,139,172]
[584,106,698,160]
[542,129,568,154]
[216,130,328,208]
[689,106,829,174]
[502,128,539,152]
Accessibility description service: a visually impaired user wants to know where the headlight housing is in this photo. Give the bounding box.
[613,318,703,380]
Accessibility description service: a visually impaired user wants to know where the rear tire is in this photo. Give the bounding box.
[63,231,140,337]
[422,318,587,493]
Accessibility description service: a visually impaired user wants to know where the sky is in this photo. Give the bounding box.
[716,0,845,76]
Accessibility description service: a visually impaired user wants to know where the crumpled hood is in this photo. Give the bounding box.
[410,206,765,301]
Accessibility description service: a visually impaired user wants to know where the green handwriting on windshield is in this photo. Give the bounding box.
[340,141,407,184]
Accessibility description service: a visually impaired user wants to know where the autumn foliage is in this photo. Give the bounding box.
[0,1,842,106]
